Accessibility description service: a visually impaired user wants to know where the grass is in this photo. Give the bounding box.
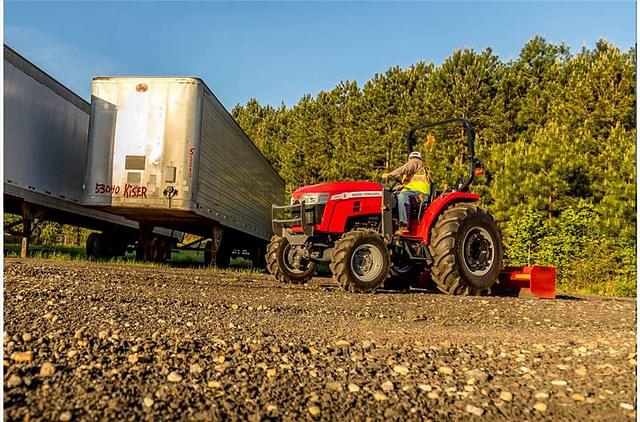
[3,243,263,273]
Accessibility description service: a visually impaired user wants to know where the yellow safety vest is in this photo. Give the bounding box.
[402,168,430,194]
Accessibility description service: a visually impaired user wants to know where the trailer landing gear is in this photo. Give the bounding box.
[2,203,46,258]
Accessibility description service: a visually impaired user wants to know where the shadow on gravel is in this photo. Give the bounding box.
[491,290,585,301]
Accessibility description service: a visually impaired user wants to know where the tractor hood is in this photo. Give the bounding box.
[292,181,382,202]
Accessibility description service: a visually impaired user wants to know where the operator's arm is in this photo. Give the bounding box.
[388,162,412,178]
[389,160,422,179]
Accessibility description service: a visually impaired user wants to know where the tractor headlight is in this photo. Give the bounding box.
[299,193,329,205]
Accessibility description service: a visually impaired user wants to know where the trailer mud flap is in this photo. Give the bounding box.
[497,266,556,299]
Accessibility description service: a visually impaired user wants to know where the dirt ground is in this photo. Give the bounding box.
[3,258,637,421]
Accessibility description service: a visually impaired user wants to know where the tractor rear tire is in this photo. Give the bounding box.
[266,235,316,284]
[429,203,503,296]
[330,229,391,293]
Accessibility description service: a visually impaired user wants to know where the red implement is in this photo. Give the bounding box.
[497,266,557,299]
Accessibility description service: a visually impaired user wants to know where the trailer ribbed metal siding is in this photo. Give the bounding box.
[83,77,285,241]
[4,45,91,203]
[196,86,283,240]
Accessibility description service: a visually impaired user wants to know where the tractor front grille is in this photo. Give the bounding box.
[272,201,325,235]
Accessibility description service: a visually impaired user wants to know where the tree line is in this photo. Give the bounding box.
[232,36,636,296]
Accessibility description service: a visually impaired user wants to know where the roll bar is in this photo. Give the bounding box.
[406,117,479,192]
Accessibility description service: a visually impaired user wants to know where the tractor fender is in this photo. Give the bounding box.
[417,192,480,244]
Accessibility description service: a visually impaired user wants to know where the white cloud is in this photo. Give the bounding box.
[5,25,118,100]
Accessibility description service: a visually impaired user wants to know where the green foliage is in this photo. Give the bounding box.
[505,206,548,265]
[507,202,636,296]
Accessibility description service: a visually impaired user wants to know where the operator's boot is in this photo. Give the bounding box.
[396,224,409,236]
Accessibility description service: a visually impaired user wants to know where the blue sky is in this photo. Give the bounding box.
[4,1,636,109]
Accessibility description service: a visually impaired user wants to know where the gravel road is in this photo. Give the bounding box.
[3,259,637,421]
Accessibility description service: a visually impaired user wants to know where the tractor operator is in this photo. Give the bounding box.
[382,151,430,234]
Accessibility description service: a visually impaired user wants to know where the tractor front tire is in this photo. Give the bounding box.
[266,235,316,284]
[330,229,391,293]
[429,203,503,296]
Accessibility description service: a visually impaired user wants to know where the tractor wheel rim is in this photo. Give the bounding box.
[282,244,304,273]
[350,244,384,283]
[462,227,495,277]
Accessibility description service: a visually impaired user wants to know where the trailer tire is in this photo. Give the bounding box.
[94,233,112,259]
[204,240,232,268]
[86,233,99,259]
[266,235,316,284]
[330,229,390,293]
[429,203,503,296]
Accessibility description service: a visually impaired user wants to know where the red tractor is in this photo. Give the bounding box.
[266,118,553,296]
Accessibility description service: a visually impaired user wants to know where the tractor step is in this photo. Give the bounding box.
[497,266,557,299]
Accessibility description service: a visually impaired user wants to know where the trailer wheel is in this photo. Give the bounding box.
[266,235,316,284]
[93,233,112,259]
[204,240,232,268]
[429,203,503,296]
[86,233,99,259]
[330,229,390,293]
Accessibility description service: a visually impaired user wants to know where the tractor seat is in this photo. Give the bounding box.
[417,181,437,221]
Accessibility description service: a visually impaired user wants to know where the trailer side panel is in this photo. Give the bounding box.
[4,46,90,203]
[195,88,284,241]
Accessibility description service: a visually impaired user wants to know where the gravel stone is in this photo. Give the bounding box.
[499,391,513,401]
[327,381,343,392]
[438,366,453,375]
[39,362,56,377]
[189,363,203,375]
[7,374,22,388]
[571,393,586,402]
[465,404,484,416]
[393,364,409,375]
[167,372,183,383]
[348,383,360,393]
[372,392,388,401]
[465,368,489,382]
[11,351,33,362]
[207,380,222,389]
[308,406,321,416]
[534,402,548,412]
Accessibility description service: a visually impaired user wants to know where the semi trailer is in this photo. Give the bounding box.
[82,77,285,266]
[3,45,147,258]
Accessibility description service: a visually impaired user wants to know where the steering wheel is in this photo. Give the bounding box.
[379,174,403,192]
